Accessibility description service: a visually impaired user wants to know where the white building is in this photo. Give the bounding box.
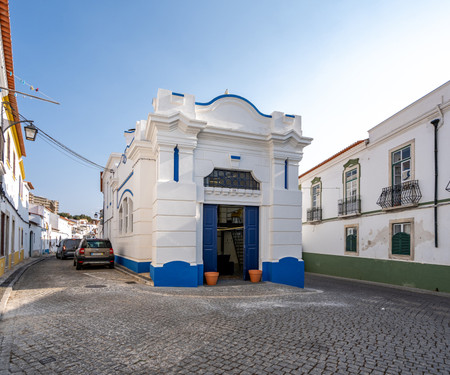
[102,89,312,287]
[298,81,450,292]
[0,0,31,277]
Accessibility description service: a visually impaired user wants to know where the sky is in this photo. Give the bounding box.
[8,0,450,217]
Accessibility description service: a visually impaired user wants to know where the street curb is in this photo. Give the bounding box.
[305,272,450,298]
[0,257,46,320]
[114,263,154,286]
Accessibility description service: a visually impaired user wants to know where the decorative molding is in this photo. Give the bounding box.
[311,176,321,185]
[343,158,359,169]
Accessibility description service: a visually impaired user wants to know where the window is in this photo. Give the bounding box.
[392,145,411,186]
[392,222,411,256]
[345,169,358,199]
[123,198,128,233]
[204,169,260,190]
[390,219,413,259]
[128,199,133,233]
[339,160,361,216]
[307,177,322,222]
[345,226,358,253]
[312,184,320,208]
[119,205,123,234]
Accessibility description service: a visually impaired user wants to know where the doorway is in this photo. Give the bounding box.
[203,204,259,281]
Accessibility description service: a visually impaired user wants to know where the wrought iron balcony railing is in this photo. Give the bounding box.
[307,207,322,222]
[338,196,361,216]
[376,180,422,209]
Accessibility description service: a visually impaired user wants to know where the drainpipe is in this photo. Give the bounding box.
[430,118,440,248]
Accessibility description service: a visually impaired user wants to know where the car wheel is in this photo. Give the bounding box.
[61,254,65,260]
[56,253,59,259]
[76,260,82,270]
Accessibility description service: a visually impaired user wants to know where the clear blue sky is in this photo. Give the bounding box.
[10,0,450,217]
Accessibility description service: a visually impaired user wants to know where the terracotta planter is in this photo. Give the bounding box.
[249,269,262,283]
[204,272,219,286]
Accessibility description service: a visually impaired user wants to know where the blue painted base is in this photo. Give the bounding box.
[115,255,151,274]
[150,261,203,287]
[262,257,304,288]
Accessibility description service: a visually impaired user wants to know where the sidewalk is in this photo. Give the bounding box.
[0,255,46,319]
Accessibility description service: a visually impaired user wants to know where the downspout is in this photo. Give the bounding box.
[430,117,440,248]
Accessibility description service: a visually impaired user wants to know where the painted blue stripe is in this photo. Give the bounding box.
[231,155,241,160]
[123,137,135,154]
[262,257,304,288]
[195,94,272,118]
[285,159,288,189]
[124,129,135,133]
[117,189,134,209]
[285,114,295,118]
[174,146,179,182]
[172,92,184,97]
[118,171,134,193]
[115,255,151,273]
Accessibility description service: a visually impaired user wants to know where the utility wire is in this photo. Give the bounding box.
[2,101,109,171]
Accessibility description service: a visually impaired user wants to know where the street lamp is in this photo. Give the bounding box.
[24,123,38,141]
[2,119,38,141]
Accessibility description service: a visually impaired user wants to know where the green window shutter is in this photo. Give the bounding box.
[346,234,357,252]
[392,232,410,255]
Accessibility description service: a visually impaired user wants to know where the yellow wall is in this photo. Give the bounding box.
[13,251,20,266]
[19,249,24,263]
[0,258,5,277]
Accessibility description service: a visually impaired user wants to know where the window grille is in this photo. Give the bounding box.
[204,169,260,190]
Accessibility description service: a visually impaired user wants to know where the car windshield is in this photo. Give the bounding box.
[64,239,80,250]
[86,240,112,249]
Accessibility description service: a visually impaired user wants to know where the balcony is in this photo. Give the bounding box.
[307,207,322,222]
[376,180,422,209]
[338,196,361,216]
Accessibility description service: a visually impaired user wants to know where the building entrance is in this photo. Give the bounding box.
[203,204,259,281]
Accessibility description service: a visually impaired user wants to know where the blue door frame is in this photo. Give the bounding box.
[203,204,259,280]
[244,206,259,280]
[203,204,218,272]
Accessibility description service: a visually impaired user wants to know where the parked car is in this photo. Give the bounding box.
[73,238,115,270]
[56,239,81,260]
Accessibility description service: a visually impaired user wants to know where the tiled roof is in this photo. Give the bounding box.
[298,139,367,179]
[0,0,26,156]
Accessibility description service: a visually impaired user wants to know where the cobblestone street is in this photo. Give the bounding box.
[0,257,449,374]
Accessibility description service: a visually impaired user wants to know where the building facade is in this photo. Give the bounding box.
[102,89,312,287]
[299,81,450,292]
[0,0,30,277]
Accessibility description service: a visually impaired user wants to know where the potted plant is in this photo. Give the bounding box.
[248,269,262,283]
[204,271,219,286]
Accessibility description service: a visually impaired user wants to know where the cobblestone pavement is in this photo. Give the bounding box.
[0,257,449,374]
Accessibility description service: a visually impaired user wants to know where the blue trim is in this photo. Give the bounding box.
[150,261,201,287]
[174,146,179,182]
[230,155,241,160]
[117,189,134,209]
[195,94,272,118]
[115,255,150,273]
[285,114,295,118]
[284,159,288,189]
[124,129,135,134]
[262,257,304,288]
[118,171,134,193]
[172,92,184,97]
